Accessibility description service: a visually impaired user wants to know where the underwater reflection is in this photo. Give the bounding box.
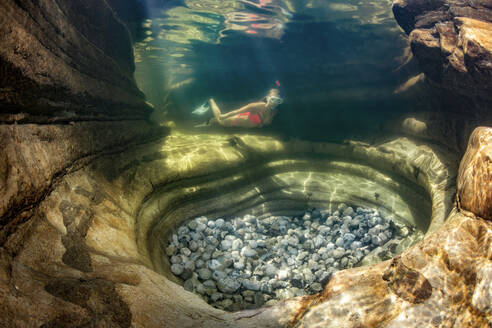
[219,11,284,40]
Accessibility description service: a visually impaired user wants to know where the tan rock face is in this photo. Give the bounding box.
[382,256,433,304]
[409,17,492,101]
[1,128,478,327]
[0,122,167,246]
[458,127,492,220]
[393,0,492,120]
[0,0,168,269]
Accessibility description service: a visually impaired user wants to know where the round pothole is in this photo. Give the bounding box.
[139,152,435,313]
[164,203,421,311]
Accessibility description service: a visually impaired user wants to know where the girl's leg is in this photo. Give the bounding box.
[208,117,218,126]
[208,98,255,127]
[221,115,255,128]
[209,98,224,124]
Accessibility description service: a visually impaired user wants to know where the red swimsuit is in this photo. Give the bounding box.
[234,112,262,126]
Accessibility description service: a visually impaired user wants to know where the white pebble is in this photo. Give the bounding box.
[171,264,184,275]
[241,246,257,257]
[209,259,222,270]
[170,255,181,264]
[277,269,289,280]
[197,268,212,280]
[195,223,206,232]
[211,292,223,302]
[165,245,176,256]
[232,239,243,251]
[221,240,232,251]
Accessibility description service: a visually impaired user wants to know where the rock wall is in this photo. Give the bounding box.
[457,126,492,220]
[105,0,147,39]
[0,0,167,271]
[0,122,165,245]
[392,0,492,121]
[0,0,150,121]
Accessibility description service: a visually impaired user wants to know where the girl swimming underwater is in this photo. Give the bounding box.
[196,88,283,128]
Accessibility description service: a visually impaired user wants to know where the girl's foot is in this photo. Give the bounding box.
[191,102,210,115]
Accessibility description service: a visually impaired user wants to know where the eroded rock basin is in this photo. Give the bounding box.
[13,129,492,327]
[139,133,440,283]
[146,133,434,312]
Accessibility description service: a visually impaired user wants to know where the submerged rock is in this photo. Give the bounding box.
[217,277,241,294]
[458,127,492,220]
[171,264,184,276]
[241,246,257,257]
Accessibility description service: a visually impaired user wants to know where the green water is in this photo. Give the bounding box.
[133,0,427,142]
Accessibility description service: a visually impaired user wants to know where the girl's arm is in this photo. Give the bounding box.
[261,108,275,125]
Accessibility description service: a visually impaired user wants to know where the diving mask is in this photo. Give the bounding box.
[267,95,283,107]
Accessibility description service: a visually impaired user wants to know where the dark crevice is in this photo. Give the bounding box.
[12,0,136,90]
[0,117,153,125]
[43,277,132,328]
[0,58,150,119]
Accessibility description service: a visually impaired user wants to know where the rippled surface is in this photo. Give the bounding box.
[134,0,423,141]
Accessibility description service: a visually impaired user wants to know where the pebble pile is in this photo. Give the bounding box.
[165,204,409,311]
